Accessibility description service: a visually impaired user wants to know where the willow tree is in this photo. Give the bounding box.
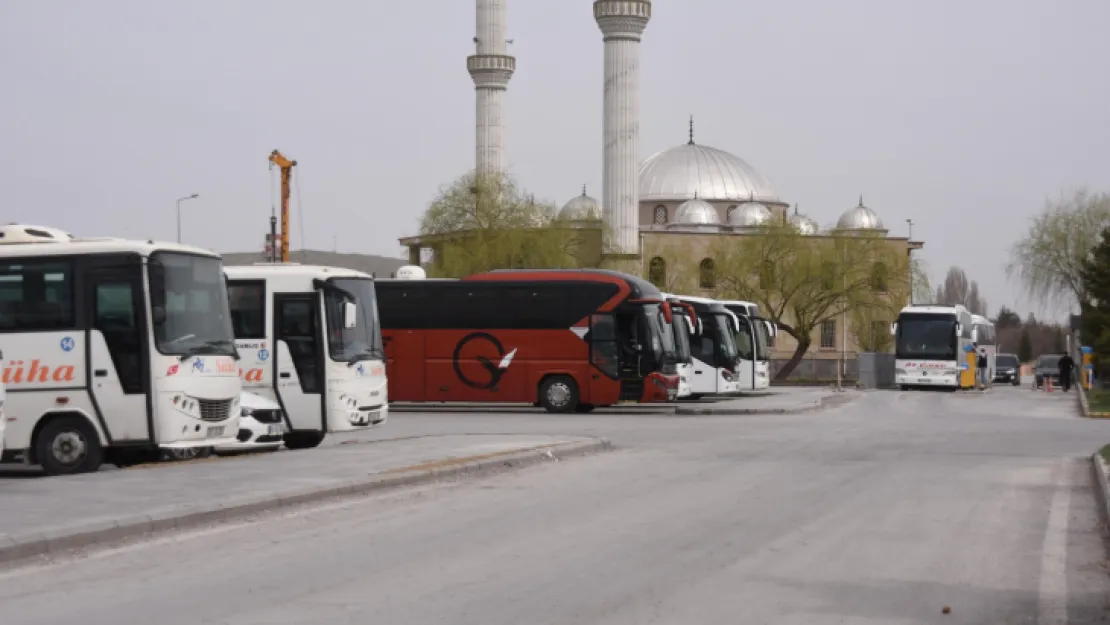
[710,223,910,379]
[1007,188,1110,310]
[418,171,604,277]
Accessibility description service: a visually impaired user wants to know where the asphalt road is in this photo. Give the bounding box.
[2,385,1109,624]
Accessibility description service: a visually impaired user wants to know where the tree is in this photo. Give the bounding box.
[1007,188,1110,311]
[910,257,933,305]
[1018,327,1033,362]
[1079,226,1110,365]
[418,170,605,277]
[995,306,1021,330]
[934,266,987,315]
[710,222,910,379]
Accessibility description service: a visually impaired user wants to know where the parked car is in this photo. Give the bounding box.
[994,353,1022,386]
[215,391,285,455]
[1033,354,1063,389]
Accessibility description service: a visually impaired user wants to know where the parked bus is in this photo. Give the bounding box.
[971,314,996,386]
[667,295,741,397]
[0,224,241,475]
[891,304,975,390]
[718,299,775,390]
[663,296,697,398]
[224,264,388,449]
[377,268,680,412]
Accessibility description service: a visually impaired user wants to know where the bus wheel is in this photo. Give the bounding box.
[284,431,325,450]
[164,447,213,462]
[539,376,579,413]
[35,416,103,476]
[574,403,596,413]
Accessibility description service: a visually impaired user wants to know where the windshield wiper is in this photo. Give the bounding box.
[346,348,386,366]
[179,339,239,361]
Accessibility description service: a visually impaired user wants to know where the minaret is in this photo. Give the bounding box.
[594,0,651,254]
[468,0,515,175]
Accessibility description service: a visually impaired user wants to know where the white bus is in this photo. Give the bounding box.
[0,225,241,475]
[224,264,388,449]
[667,294,741,397]
[892,304,975,390]
[718,299,775,390]
[663,296,697,398]
[971,314,996,387]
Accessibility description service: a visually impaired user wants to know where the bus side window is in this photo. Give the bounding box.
[228,282,266,339]
[735,318,754,361]
[94,281,143,394]
[277,297,320,393]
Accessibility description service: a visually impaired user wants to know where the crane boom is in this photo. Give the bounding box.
[268,149,297,263]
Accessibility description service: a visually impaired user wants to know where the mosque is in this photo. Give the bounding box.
[399,0,923,378]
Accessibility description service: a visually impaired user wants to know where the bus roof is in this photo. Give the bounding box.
[224,263,373,280]
[0,234,220,260]
[971,314,992,325]
[898,304,969,316]
[476,269,662,299]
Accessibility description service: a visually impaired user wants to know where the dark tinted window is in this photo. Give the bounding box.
[228,281,266,339]
[1037,355,1061,368]
[377,280,621,329]
[996,354,1019,368]
[0,260,76,331]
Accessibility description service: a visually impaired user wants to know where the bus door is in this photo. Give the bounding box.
[87,258,151,442]
[586,313,622,405]
[733,315,756,391]
[272,293,325,432]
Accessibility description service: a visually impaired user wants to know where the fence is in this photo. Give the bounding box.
[770,351,859,385]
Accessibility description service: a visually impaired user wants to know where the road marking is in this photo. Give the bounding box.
[1037,458,1071,625]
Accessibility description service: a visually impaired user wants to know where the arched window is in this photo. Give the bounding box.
[726,205,738,221]
[648,257,667,287]
[871,262,889,292]
[653,205,668,225]
[699,258,716,289]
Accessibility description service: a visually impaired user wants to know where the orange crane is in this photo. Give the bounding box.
[268,149,297,263]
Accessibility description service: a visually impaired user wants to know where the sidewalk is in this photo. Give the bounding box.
[0,434,609,565]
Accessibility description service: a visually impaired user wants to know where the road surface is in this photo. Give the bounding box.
[2,386,1108,624]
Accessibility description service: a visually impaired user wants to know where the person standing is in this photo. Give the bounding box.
[977,348,988,389]
[1059,353,1075,392]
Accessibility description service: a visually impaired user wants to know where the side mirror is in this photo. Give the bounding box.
[152,306,167,325]
[889,322,897,336]
[970,328,979,342]
[955,323,963,335]
[343,301,358,329]
[765,320,777,337]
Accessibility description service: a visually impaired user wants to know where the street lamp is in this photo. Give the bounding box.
[176,193,199,243]
[906,218,915,304]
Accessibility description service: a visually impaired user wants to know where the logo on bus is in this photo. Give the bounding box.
[240,367,265,382]
[3,360,77,384]
[60,336,75,352]
[452,332,517,391]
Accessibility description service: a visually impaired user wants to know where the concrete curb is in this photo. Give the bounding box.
[672,392,858,416]
[1090,451,1110,526]
[0,438,612,567]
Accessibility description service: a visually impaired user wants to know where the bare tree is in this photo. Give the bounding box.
[934,266,987,315]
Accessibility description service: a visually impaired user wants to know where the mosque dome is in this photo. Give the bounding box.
[673,195,721,225]
[559,185,601,220]
[638,118,781,204]
[836,196,885,230]
[788,207,820,235]
[728,202,772,228]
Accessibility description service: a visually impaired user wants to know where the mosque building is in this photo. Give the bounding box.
[399,0,923,378]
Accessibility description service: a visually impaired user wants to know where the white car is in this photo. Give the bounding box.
[215,391,285,455]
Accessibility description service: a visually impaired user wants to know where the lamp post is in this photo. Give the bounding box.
[176,194,199,243]
[906,218,915,304]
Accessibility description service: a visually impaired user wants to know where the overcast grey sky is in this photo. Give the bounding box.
[2,0,1108,317]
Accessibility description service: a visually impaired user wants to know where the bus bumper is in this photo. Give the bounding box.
[643,372,680,403]
[895,372,959,388]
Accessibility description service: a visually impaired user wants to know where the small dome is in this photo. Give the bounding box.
[728,202,772,227]
[674,195,721,225]
[559,185,601,220]
[789,210,819,235]
[837,195,884,230]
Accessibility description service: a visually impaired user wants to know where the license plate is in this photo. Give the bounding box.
[267,424,282,436]
[207,426,225,437]
[918,379,930,384]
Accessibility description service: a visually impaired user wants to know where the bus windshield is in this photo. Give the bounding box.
[324,277,384,364]
[150,252,237,358]
[642,304,676,365]
[670,310,692,364]
[713,313,739,365]
[753,319,771,361]
[895,313,957,361]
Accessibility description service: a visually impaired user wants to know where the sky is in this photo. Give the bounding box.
[2,0,1108,319]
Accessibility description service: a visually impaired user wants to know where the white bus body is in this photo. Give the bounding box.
[718,299,775,390]
[0,225,241,475]
[224,264,388,449]
[663,297,697,398]
[892,304,974,390]
[668,294,742,396]
[971,314,996,386]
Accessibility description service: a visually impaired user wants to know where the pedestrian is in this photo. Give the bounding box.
[977,348,988,389]
[1059,353,1075,392]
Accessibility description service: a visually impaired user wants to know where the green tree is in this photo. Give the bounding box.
[1079,226,1110,365]
[995,306,1021,330]
[709,222,910,379]
[1018,327,1033,362]
[1007,188,1110,310]
[933,266,988,315]
[418,171,605,277]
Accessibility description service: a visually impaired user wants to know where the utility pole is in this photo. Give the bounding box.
[906,218,915,304]
[268,150,297,263]
[176,194,199,243]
